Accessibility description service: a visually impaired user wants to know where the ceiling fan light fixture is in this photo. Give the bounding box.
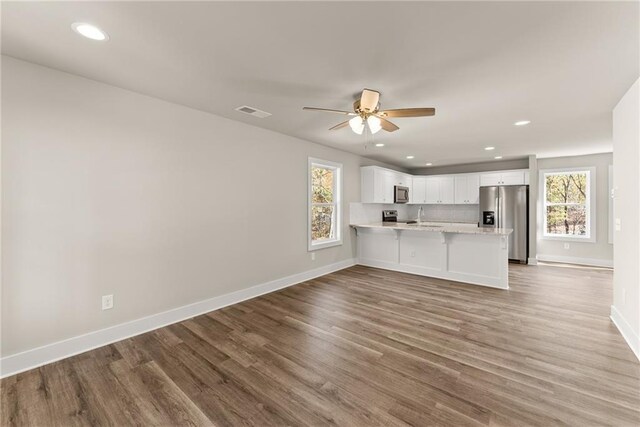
[349,116,364,135]
[367,116,382,134]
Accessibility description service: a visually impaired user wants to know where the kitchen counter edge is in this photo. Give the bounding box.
[350,222,513,235]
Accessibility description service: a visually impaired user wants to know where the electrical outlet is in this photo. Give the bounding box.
[615,218,621,231]
[563,243,570,250]
[410,251,416,258]
[310,252,316,261]
[102,294,114,310]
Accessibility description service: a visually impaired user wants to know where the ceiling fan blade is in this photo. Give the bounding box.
[359,89,380,112]
[378,108,436,118]
[329,120,350,130]
[378,117,399,132]
[303,107,356,115]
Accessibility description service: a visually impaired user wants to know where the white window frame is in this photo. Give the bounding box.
[539,167,596,242]
[308,157,343,251]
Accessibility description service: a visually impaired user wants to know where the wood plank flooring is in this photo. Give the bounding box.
[2,264,639,426]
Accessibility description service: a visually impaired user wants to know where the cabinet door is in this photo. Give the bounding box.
[466,174,480,204]
[439,177,455,204]
[411,177,426,204]
[480,172,502,186]
[395,174,411,187]
[501,171,525,185]
[381,171,395,203]
[454,176,468,204]
[425,177,440,204]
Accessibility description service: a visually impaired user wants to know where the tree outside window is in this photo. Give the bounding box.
[308,158,342,250]
[544,171,590,237]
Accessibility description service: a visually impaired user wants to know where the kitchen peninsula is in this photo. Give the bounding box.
[351,222,513,289]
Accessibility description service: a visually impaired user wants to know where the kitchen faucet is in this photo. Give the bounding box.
[417,206,424,224]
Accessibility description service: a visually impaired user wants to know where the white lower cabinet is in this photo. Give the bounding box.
[355,227,510,289]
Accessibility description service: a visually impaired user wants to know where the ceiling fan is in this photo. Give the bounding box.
[303,89,435,135]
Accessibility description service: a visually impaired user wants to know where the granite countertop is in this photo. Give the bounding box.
[350,222,513,235]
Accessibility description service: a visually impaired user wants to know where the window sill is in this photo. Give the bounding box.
[308,239,343,251]
[541,235,596,243]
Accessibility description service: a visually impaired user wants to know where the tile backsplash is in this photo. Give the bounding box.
[350,203,479,224]
[407,204,479,223]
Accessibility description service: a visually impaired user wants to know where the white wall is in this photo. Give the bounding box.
[535,153,613,267]
[611,78,640,360]
[0,57,400,358]
[528,155,538,263]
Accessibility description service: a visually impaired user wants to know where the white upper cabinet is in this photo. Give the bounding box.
[361,166,412,204]
[454,174,480,204]
[411,177,427,204]
[425,176,454,204]
[394,174,412,188]
[362,167,528,204]
[479,170,528,186]
[425,177,440,204]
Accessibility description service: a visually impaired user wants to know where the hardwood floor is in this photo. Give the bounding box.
[2,264,639,426]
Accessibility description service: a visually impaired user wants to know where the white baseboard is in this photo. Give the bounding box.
[536,254,613,268]
[0,258,356,378]
[527,257,538,265]
[610,305,640,362]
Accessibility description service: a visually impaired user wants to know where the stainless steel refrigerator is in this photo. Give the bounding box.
[479,185,529,263]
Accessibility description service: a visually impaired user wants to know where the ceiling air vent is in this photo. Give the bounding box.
[235,105,272,118]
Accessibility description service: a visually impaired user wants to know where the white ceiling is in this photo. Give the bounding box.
[2,1,638,168]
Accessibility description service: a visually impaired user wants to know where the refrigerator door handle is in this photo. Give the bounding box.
[496,193,501,229]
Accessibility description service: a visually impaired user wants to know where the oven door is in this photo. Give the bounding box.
[394,186,409,204]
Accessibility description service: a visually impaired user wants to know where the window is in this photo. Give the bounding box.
[308,158,342,250]
[541,168,596,241]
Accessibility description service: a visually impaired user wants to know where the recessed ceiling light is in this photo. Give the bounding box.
[406,155,415,159]
[484,146,495,151]
[72,23,109,41]
[375,143,384,147]
[514,120,531,126]
[425,163,433,166]
[494,156,503,159]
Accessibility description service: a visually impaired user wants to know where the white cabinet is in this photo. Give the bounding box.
[362,167,528,204]
[454,174,480,204]
[480,170,528,186]
[411,177,427,204]
[394,174,412,188]
[502,171,526,185]
[425,176,454,204]
[378,170,395,204]
[440,177,455,204]
[361,166,412,204]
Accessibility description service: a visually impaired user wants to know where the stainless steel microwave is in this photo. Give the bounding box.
[394,185,409,203]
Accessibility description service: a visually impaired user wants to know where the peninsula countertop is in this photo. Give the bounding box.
[350,222,513,236]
